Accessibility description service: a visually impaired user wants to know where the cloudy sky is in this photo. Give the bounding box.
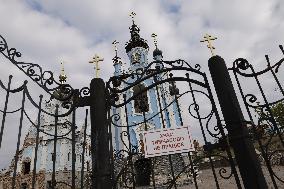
[0,0,284,168]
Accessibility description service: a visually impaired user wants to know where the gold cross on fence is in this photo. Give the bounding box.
[89,54,104,78]
[200,33,217,56]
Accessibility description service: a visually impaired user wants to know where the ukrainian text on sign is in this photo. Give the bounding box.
[143,127,194,158]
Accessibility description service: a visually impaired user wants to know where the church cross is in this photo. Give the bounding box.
[59,61,67,84]
[200,33,217,56]
[129,12,136,24]
[89,54,104,78]
[112,40,119,57]
[151,33,158,48]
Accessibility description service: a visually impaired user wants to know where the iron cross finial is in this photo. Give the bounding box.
[89,54,104,78]
[200,33,217,56]
[151,33,158,48]
[129,12,136,24]
[112,40,119,57]
[59,61,67,84]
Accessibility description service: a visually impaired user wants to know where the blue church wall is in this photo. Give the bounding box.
[113,73,183,150]
[124,75,174,147]
[160,89,171,128]
[35,145,42,172]
[173,100,182,127]
[22,145,33,160]
[111,20,185,153]
[45,140,62,171]
[66,143,72,170]
[45,143,52,171]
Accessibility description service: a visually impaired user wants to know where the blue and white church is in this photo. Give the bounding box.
[111,20,183,153]
[0,75,92,189]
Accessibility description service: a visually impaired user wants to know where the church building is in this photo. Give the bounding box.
[0,15,190,188]
[0,77,91,189]
[111,18,183,154]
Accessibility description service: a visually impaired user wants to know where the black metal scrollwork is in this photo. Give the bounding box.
[230,45,284,187]
[0,35,89,106]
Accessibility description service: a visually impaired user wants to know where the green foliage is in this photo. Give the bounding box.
[256,101,284,127]
[254,101,284,150]
[270,101,284,127]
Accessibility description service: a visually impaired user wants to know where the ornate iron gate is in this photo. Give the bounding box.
[106,59,243,188]
[0,34,283,189]
[228,45,284,188]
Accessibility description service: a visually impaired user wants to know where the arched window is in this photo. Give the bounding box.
[21,183,28,189]
[22,160,31,175]
[51,153,55,162]
[133,84,149,113]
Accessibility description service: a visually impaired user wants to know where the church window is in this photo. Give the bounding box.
[22,161,31,175]
[87,161,90,171]
[131,52,141,63]
[169,81,179,96]
[133,84,149,113]
[51,153,54,161]
[21,183,28,189]
[46,181,53,189]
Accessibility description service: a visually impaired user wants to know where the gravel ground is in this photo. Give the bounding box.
[195,166,283,189]
[136,166,284,189]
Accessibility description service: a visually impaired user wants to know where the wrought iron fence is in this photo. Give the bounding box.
[229,45,284,188]
[106,59,242,188]
[0,34,91,189]
[0,33,283,189]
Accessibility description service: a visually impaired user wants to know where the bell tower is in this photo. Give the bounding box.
[125,12,149,71]
[112,13,183,153]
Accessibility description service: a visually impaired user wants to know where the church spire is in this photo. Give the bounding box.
[151,33,163,60]
[59,61,67,84]
[112,40,123,76]
[125,12,149,53]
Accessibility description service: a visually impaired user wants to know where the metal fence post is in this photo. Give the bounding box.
[208,55,268,189]
[90,78,112,189]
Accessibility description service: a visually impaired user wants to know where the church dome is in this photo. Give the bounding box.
[125,23,149,53]
[153,48,163,57]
